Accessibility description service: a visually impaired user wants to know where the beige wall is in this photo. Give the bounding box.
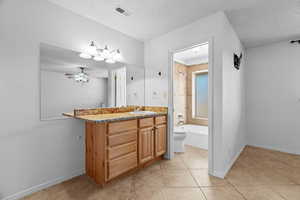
[173,62,187,125]
[173,62,208,126]
[186,63,208,126]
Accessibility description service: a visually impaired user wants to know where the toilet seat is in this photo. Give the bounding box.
[174,131,186,139]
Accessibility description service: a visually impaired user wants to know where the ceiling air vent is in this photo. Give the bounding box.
[115,7,131,16]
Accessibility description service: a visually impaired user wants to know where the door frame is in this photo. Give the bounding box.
[166,37,215,175]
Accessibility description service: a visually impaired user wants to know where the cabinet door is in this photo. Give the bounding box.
[155,124,167,156]
[139,127,154,164]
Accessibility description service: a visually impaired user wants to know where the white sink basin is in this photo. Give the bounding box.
[129,111,157,115]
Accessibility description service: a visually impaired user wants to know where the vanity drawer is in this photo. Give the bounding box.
[108,120,137,134]
[107,152,137,180]
[107,130,137,147]
[155,116,167,125]
[108,142,137,160]
[139,117,154,128]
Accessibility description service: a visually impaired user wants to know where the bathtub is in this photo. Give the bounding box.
[174,124,208,150]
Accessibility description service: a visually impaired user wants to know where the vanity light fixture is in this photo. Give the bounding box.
[79,52,92,59]
[93,55,105,61]
[105,58,116,64]
[86,41,97,55]
[79,41,121,64]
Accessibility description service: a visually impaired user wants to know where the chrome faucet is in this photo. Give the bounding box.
[134,107,142,112]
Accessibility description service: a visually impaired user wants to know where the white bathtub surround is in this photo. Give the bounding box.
[185,125,208,150]
[174,125,208,150]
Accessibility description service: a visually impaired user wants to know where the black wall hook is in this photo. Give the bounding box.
[234,53,242,70]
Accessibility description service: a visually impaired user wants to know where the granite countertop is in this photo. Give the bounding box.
[63,111,167,123]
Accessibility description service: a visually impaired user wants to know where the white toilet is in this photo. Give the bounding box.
[173,128,187,153]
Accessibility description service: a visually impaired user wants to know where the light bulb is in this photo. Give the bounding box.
[87,41,97,55]
[102,45,110,58]
[113,49,122,61]
[79,52,92,59]
[93,55,104,61]
[105,58,116,64]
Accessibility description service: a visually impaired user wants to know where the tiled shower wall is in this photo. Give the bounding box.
[173,62,208,126]
[174,62,187,125]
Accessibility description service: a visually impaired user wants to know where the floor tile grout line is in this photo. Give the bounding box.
[227,180,249,200]
[225,171,299,200]
[274,191,289,200]
[179,151,209,200]
[161,155,207,200]
[187,166,209,200]
[265,185,291,200]
[20,145,300,200]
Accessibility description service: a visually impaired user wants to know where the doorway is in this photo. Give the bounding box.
[168,40,214,175]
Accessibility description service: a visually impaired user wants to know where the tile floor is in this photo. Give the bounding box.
[22,145,300,200]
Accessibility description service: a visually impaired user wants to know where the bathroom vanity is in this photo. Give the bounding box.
[41,43,167,186]
[64,106,167,185]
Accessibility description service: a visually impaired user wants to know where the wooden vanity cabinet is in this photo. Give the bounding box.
[138,116,167,164]
[139,127,154,164]
[155,124,167,156]
[85,115,167,185]
[106,120,138,181]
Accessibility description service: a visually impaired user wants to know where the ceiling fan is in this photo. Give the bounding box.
[65,67,90,83]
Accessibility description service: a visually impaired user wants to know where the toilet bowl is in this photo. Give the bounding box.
[173,128,187,153]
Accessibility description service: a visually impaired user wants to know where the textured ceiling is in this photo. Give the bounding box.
[227,0,300,48]
[48,0,300,47]
[174,44,209,66]
[47,0,261,41]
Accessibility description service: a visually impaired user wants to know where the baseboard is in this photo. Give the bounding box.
[212,170,227,179]
[248,144,300,155]
[213,145,245,179]
[2,169,85,200]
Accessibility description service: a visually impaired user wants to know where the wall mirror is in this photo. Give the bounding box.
[40,43,145,120]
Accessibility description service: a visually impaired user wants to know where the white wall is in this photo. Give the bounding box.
[246,41,300,155]
[144,12,246,177]
[0,0,143,199]
[221,17,246,174]
[126,66,145,106]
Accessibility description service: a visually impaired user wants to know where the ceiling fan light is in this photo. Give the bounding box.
[79,52,92,59]
[73,67,90,83]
